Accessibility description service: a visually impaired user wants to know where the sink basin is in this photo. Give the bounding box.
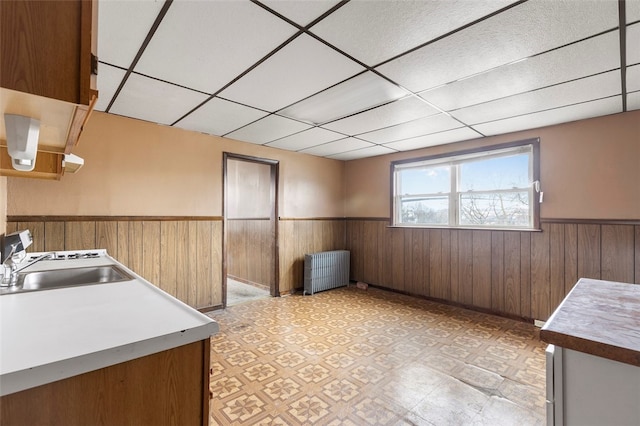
[0,265,133,295]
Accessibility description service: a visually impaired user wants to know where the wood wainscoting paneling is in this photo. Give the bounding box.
[278,218,347,294]
[227,218,274,289]
[7,216,346,307]
[9,216,637,319]
[347,219,640,321]
[6,218,222,310]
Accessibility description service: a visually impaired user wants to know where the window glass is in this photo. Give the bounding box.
[459,154,529,192]
[392,140,538,230]
[399,166,450,195]
[459,192,530,226]
[400,197,449,224]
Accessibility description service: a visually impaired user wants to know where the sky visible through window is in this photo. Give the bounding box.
[400,154,529,195]
[397,152,532,227]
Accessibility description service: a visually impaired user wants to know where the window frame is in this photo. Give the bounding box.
[390,138,541,231]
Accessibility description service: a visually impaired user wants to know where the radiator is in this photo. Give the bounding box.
[303,250,350,295]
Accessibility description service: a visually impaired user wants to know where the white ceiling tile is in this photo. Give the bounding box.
[322,96,440,135]
[383,127,480,151]
[420,31,620,111]
[96,0,628,160]
[226,115,312,145]
[278,72,406,125]
[220,34,364,112]
[358,113,463,144]
[627,91,640,110]
[266,127,344,151]
[135,0,297,94]
[328,145,397,161]
[627,0,640,23]
[260,0,340,26]
[451,70,621,125]
[311,0,515,66]
[98,0,165,68]
[300,138,373,156]
[627,23,640,65]
[109,74,209,125]
[472,96,622,135]
[377,0,620,92]
[94,63,126,112]
[627,65,640,92]
[174,98,268,137]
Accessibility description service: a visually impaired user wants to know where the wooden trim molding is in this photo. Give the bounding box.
[342,217,640,226]
[198,305,222,313]
[64,104,89,154]
[7,215,223,222]
[279,217,347,221]
[12,216,636,227]
[541,218,640,225]
[390,137,540,166]
[223,152,280,305]
[345,217,390,222]
[386,225,542,232]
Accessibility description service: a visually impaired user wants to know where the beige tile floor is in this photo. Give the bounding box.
[207,286,546,425]
[227,278,270,306]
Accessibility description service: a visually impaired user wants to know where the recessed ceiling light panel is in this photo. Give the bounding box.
[279,72,407,125]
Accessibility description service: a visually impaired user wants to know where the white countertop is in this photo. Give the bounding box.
[0,252,219,396]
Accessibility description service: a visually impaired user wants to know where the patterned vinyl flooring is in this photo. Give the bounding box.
[207,286,546,425]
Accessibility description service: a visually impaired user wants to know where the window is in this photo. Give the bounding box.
[392,139,540,230]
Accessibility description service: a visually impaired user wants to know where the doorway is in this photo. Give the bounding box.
[223,153,279,308]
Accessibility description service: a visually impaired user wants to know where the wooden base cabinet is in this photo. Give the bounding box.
[0,339,211,426]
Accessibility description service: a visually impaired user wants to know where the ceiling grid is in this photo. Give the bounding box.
[96,0,636,160]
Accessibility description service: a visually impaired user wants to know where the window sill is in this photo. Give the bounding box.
[387,224,542,232]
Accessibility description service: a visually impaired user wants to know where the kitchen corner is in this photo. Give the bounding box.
[540,278,640,426]
[0,243,218,425]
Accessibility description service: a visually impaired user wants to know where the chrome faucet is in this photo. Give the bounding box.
[1,229,34,286]
[1,243,20,286]
[1,249,54,287]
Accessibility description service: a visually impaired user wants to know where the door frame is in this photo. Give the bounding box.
[222,152,280,308]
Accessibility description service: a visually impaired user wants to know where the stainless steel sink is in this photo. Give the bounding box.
[0,265,133,295]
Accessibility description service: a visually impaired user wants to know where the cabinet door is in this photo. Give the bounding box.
[0,339,211,426]
[0,0,97,105]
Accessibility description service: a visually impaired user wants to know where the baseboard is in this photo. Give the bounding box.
[227,275,270,292]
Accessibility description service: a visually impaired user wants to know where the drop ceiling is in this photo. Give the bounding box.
[96,0,639,161]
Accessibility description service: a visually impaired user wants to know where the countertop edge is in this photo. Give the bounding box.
[0,250,220,397]
[539,329,640,368]
[0,322,218,396]
[540,278,640,368]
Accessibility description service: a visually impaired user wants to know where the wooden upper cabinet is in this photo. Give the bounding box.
[0,0,98,180]
[1,0,97,105]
